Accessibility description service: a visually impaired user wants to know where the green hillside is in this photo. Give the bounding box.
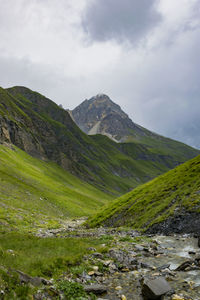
[0,86,198,195]
[0,144,112,233]
[86,155,200,230]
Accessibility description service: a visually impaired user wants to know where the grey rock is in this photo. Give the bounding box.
[16,270,49,286]
[87,247,97,252]
[188,250,196,255]
[108,248,138,271]
[141,262,153,269]
[142,277,172,299]
[175,260,199,271]
[134,245,145,251]
[92,252,104,259]
[157,264,170,271]
[84,284,107,295]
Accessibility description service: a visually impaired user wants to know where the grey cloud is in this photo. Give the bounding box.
[82,0,161,43]
[0,0,200,150]
[0,54,103,110]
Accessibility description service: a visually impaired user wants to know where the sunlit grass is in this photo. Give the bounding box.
[86,155,200,229]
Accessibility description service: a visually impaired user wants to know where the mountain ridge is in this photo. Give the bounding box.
[0,86,199,196]
[72,94,194,155]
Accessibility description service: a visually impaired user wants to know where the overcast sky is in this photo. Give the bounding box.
[0,0,200,148]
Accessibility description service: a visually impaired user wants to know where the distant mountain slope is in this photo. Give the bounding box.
[0,144,112,232]
[86,155,200,234]
[72,94,197,158]
[0,86,198,195]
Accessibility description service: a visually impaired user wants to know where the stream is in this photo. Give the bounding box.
[37,221,200,299]
[98,235,200,299]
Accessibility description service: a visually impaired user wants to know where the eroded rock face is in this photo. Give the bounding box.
[0,116,45,158]
[146,212,200,236]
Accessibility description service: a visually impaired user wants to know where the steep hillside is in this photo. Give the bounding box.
[0,144,113,232]
[86,155,200,234]
[72,94,198,158]
[0,86,199,195]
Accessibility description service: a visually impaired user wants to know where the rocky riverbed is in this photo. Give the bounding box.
[33,219,200,299]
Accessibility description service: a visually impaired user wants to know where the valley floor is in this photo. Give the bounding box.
[1,220,200,299]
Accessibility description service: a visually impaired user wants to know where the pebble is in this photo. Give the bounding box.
[103,260,112,266]
[93,266,99,271]
[115,285,122,290]
[171,295,185,300]
[88,271,95,276]
[121,268,129,272]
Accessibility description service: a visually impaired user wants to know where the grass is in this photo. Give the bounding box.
[0,231,105,299]
[126,126,199,162]
[0,232,103,278]
[86,155,200,230]
[0,144,113,233]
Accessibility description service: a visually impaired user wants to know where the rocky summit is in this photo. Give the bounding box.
[71,94,143,142]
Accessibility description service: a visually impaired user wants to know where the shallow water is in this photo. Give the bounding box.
[101,235,200,299]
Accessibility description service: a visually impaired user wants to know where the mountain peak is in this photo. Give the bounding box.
[93,93,110,99]
[72,94,132,140]
[87,93,117,107]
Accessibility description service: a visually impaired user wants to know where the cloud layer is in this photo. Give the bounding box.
[0,0,200,148]
[82,0,161,43]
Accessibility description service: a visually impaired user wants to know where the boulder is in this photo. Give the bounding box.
[157,264,170,271]
[84,284,107,295]
[142,277,172,299]
[174,260,200,271]
[92,252,104,259]
[16,270,48,286]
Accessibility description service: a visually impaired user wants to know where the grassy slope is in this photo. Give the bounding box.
[86,155,200,230]
[127,126,199,162]
[0,144,112,233]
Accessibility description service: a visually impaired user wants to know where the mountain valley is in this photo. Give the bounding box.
[0,86,200,299]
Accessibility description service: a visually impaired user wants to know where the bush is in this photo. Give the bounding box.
[57,280,87,300]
